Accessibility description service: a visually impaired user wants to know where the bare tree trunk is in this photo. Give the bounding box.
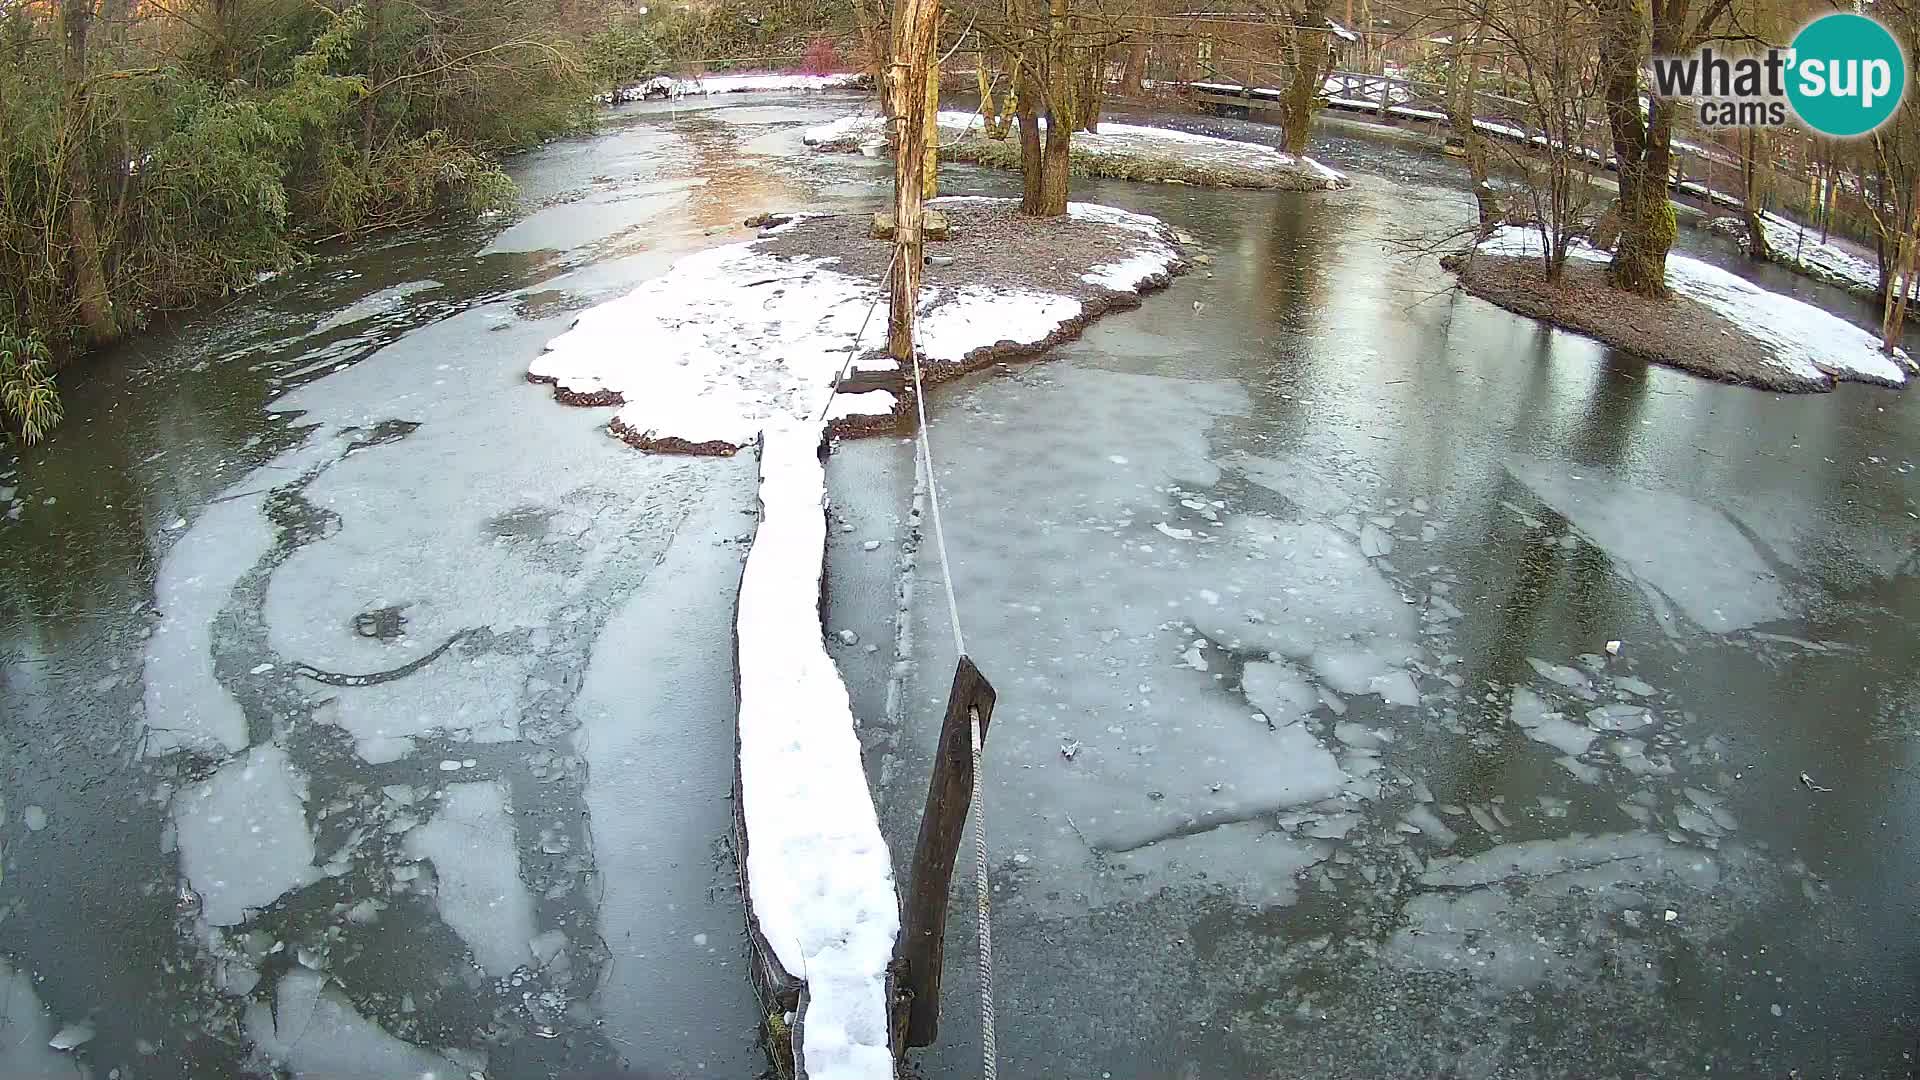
[1038,111,1071,214]
[1075,38,1103,132]
[1741,129,1767,260]
[1281,0,1331,154]
[922,12,941,200]
[1017,66,1044,212]
[61,0,114,346]
[886,0,940,362]
[1118,39,1147,95]
[1444,26,1497,226]
[1597,0,1673,297]
[1022,0,1072,216]
[860,0,894,119]
[1883,177,1920,353]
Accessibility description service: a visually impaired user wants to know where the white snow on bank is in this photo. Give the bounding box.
[737,424,896,1080]
[1477,225,1913,388]
[1756,211,1895,297]
[533,199,1183,452]
[1068,200,1189,289]
[607,71,866,103]
[803,110,1346,186]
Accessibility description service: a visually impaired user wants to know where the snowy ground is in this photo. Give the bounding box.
[803,110,1348,190]
[530,198,1188,453]
[1753,212,1902,298]
[1477,225,1914,389]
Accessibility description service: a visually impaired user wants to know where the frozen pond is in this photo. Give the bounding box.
[853,145,1920,1075]
[1,88,1916,1079]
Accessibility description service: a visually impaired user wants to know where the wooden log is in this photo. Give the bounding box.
[893,654,996,1048]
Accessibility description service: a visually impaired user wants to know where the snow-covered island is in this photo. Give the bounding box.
[804,110,1349,192]
[1447,226,1915,393]
[529,196,1191,453]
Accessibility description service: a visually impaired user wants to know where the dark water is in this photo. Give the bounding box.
[1,92,1914,1079]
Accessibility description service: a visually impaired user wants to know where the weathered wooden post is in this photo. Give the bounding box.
[893,656,997,1048]
[887,0,941,364]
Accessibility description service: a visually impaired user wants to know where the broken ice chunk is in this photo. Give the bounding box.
[1586,704,1654,731]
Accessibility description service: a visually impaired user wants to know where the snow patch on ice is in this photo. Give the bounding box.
[803,111,1345,188]
[532,243,894,449]
[404,781,536,978]
[1505,456,1789,632]
[737,425,896,1080]
[174,744,321,925]
[142,493,272,757]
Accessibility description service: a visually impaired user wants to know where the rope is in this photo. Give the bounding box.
[908,346,967,660]
[906,342,993,1079]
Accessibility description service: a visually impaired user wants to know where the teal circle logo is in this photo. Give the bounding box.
[1787,13,1906,137]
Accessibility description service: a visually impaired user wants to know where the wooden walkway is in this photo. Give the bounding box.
[1185,71,1752,213]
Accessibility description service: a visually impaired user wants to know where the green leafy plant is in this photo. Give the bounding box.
[0,328,62,445]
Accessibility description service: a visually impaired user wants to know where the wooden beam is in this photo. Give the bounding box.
[893,654,996,1048]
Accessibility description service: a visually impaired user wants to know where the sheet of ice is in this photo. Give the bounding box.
[894,363,1377,915]
[568,461,763,1068]
[534,199,1177,452]
[403,781,536,978]
[312,280,442,334]
[141,493,271,757]
[0,960,77,1078]
[1476,225,1911,387]
[174,744,321,925]
[246,967,472,1078]
[1109,821,1328,908]
[736,424,896,1080]
[1508,687,1596,756]
[1505,456,1790,632]
[1241,660,1317,725]
[1186,518,1419,667]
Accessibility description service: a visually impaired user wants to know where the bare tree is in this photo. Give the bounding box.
[1592,0,1735,297]
[1447,0,1604,280]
